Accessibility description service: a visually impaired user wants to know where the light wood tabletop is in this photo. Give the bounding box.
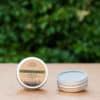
[0,64,100,100]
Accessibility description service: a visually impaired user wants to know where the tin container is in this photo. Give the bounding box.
[17,57,48,89]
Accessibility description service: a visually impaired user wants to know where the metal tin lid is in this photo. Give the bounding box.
[17,57,48,89]
[57,70,88,85]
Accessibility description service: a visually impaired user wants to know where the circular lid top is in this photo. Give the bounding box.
[17,57,48,89]
[57,70,88,85]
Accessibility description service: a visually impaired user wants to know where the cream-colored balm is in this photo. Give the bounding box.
[17,57,48,89]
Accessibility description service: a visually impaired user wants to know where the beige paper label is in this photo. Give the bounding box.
[19,59,45,86]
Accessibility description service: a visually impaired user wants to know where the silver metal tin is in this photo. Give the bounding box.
[57,70,88,92]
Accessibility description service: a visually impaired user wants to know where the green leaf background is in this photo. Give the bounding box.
[0,0,100,62]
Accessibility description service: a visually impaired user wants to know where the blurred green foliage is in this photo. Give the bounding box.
[0,0,100,62]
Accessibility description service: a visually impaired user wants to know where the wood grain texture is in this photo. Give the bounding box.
[0,64,100,100]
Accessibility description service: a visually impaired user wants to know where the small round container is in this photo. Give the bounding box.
[17,57,48,89]
[57,70,88,92]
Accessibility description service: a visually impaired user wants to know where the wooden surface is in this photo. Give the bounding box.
[0,64,100,100]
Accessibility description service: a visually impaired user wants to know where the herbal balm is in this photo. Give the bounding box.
[17,57,48,89]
